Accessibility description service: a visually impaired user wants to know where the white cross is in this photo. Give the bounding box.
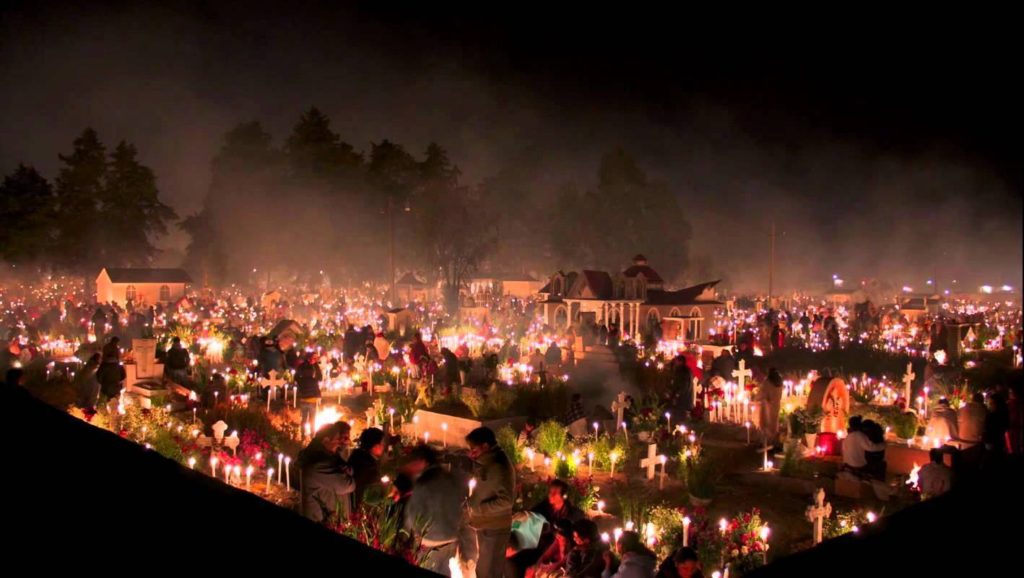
[640,443,659,480]
[612,392,628,430]
[212,420,229,442]
[224,431,240,456]
[261,369,287,399]
[902,363,916,408]
[805,488,832,545]
[732,359,753,390]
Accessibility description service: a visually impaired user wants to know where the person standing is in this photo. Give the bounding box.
[165,337,190,385]
[297,422,355,524]
[75,353,101,411]
[759,367,785,448]
[295,353,323,430]
[98,336,125,399]
[467,427,516,578]
[957,392,987,444]
[403,444,467,577]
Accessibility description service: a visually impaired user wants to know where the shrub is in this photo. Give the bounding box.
[682,450,719,500]
[497,425,522,466]
[535,420,567,457]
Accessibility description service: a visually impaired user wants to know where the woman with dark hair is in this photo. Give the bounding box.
[349,427,385,510]
[565,518,607,578]
[603,531,656,578]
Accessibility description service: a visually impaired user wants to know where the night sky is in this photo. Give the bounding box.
[1,2,1020,289]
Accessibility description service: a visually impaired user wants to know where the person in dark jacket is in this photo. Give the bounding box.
[295,353,323,429]
[603,531,657,578]
[656,547,700,578]
[258,337,284,378]
[97,336,125,399]
[509,478,587,577]
[298,421,354,524]
[566,518,607,578]
[75,354,101,410]
[165,337,190,385]
[349,427,385,510]
[403,444,466,576]
[441,348,460,388]
[467,427,516,578]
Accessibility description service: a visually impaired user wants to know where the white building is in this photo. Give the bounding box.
[96,268,192,307]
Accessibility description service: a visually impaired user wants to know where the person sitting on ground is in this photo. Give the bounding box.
[527,519,574,578]
[958,392,987,444]
[532,479,585,526]
[565,518,608,578]
[602,530,657,578]
[349,427,385,510]
[518,418,539,447]
[918,448,953,499]
[655,547,700,578]
[842,416,885,478]
[926,398,959,442]
[545,341,563,369]
[297,421,355,523]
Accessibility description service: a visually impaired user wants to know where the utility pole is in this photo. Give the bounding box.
[768,220,776,307]
[388,196,396,305]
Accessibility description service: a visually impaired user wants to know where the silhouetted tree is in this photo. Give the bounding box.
[0,164,55,264]
[53,128,106,271]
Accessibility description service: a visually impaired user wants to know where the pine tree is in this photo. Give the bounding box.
[99,141,177,266]
[53,128,106,270]
[0,164,56,264]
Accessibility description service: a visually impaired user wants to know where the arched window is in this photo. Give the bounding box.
[125,285,137,302]
[159,285,171,301]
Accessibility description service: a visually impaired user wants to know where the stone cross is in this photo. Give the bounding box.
[640,443,659,480]
[805,488,832,545]
[212,420,228,442]
[195,434,212,448]
[902,363,916,409]
[224,431,240,456]
[612,392,628,430]
[732,358,753,390]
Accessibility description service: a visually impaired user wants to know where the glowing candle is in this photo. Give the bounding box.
[659,455,667,490]
[210,456,218,476]
[468,478,477,497]
[682,516,691,547]
[388,407,395,431]
[188,457,196,470]
[593,421,600,437]
[424,431,431,444]
[614,528,623,543]
[284,457,291,490]
[277,453,284,484]
[665,411,672,432]
[266,468,274,493]
[610,451,619,477]
[588,452,595,477]
[442,422,448,448]
[246,465,254,491]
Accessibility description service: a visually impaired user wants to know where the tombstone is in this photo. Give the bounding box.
[805,488,833,545]
[612,392,628,430]
[640,443,659,480]
[821,378,850,433]
[212,420,229,443]
[133,338,159,378]
[224,431,241,456]
[195,434,212,448]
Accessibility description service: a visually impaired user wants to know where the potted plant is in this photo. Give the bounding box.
[683,453,719,506]
[889,411,920,441]
[790,407,823,448]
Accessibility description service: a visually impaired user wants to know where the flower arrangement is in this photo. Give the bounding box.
[719,509,771,575]
[823,507,882,540]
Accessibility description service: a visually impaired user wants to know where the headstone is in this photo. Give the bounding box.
[212,420,228,442]
[821,378,850,433]
[132,338,159,378]
[195,434,212,448]
[732,359,753,390]
[612,392,628,430]
[805,488,832,545]
[640,443,659,480]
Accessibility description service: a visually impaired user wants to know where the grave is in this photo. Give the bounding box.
[409,409,525,449]
[125,338,168,399]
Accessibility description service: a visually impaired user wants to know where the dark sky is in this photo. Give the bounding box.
[1,1,1020,290]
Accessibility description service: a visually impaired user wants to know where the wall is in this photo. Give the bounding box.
[104,282,186,307]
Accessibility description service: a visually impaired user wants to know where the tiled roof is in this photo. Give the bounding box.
[102,268,192,284]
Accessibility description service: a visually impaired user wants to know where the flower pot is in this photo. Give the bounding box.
[804,433,817,448]
[689,495,712,507]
